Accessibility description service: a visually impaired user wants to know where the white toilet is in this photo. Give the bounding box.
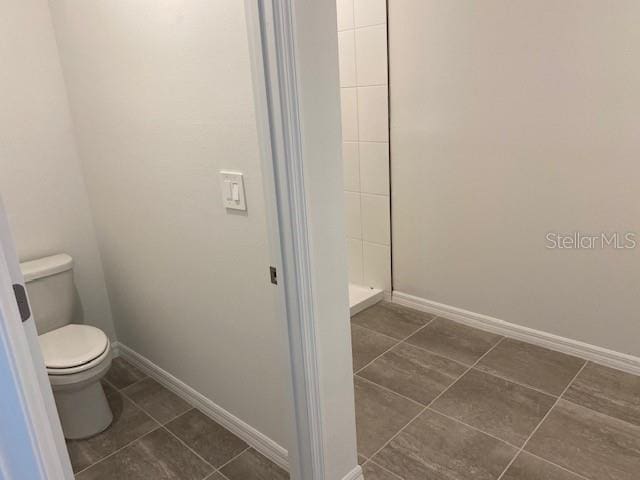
[21,253,113,440]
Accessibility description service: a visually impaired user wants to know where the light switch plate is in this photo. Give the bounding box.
[219,171,246,211]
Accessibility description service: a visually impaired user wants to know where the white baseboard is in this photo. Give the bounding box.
[112,342,289,471]
[392,291,640,376]
[342,465,364,480]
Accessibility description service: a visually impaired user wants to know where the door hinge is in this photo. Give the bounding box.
[13,284,31,322]
[269,266,278,285]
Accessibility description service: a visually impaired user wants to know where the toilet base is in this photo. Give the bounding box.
[53,378,113,440]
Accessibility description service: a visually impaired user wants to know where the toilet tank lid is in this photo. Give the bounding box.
[20,254,73,283]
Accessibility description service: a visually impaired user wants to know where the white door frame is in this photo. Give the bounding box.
[0,198,74,480]
[245,1,325,478]
[246,1,360,479]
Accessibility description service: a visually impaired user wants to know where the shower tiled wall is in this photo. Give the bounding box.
[337,0,391,292]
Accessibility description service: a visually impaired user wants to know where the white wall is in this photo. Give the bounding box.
[337,0,391,291]
[390,0,640,357]
[0,0,115,339]
[50,0,292,449]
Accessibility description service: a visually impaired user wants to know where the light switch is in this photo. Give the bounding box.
[219,171,246,211]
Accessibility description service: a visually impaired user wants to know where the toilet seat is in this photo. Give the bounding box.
[39,324,110,375]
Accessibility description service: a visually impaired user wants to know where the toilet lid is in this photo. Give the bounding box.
[39,324,109,369]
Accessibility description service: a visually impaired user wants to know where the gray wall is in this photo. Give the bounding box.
[389,0,640,356]
[50,0,292,448]
[0,0,115,339]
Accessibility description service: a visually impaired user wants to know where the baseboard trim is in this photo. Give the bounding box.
[392,291,640,376]
[112,342,289,470]
[342,465,364,480]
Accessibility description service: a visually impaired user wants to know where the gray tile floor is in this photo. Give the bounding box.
[65,302,640,480]
[67,358,289,480]
[351,301,640,480]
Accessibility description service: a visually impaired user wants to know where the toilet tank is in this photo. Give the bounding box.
[20,254,76,335]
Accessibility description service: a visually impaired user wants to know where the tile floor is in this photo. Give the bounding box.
[351,301,640,480]
[67,358,289,480]
[64,301,640,480]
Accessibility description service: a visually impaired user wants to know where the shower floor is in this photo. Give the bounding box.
[351,301,640,480]
[349,283,384,316]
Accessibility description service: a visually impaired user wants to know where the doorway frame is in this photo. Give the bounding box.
[0,199,74,480]
[245,1,361,479]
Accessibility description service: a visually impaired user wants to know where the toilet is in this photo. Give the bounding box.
[21,253,113,440]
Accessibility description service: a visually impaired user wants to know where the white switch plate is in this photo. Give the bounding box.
[219,171,246,211]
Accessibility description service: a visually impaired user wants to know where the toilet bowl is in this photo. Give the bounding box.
[39,324,113,439]
[21,254,114,440]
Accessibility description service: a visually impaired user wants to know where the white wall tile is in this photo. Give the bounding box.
[342,142,360,191]
[354,0,386,27]
[357,86,388,141]
[363,242,391,291]
[359,142,389,194]
[344,191,362,239]
[347,238,364,284]
[361,194,390,245]
[340,87,359,141]
[336,0,354,31]
[355,25,387,86]
[338,31,357,87]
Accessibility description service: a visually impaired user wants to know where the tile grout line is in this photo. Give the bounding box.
[424,407,521,450]
[72,416,164,476]
[73,372,163,475]
[117,388,223,475]
[495,361,590,480]
[518,451,593,480]
[106,373,149,393]
[354,314,637,427]
[354,374,425,408]
[214,445,252,472]
[353,314,437,374]
[356,360,588,463]
[363,337,506,464]
[364,458,404,480]
[94,361,282,479]
[355,315,580,399]
[468,366,562,399]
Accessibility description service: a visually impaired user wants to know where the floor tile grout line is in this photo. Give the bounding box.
[71,419,163,476]
[355,311,640,430]
[495,361,589,480]
[117,388,221,474]
[100,366,262,478]
[364,458,404,480]
[120,385,192,427]
[351,312,436,344]
[353,315,437,375]
[354,315,516,376]
[558,388,640,430]
[118,374,151,393]
[354,374,426,408]
[356,361,573,456]
[518,450,593,480]
[119,386,188,427]
[469,366,564,399]
[214,446,251,472]
[351,322,407,343]
[424,407,521,450]
[72,386,163,475]
[357,331,562,401]
[159,425,220,473]
[363,337,506,464]
[396,340,479,369]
